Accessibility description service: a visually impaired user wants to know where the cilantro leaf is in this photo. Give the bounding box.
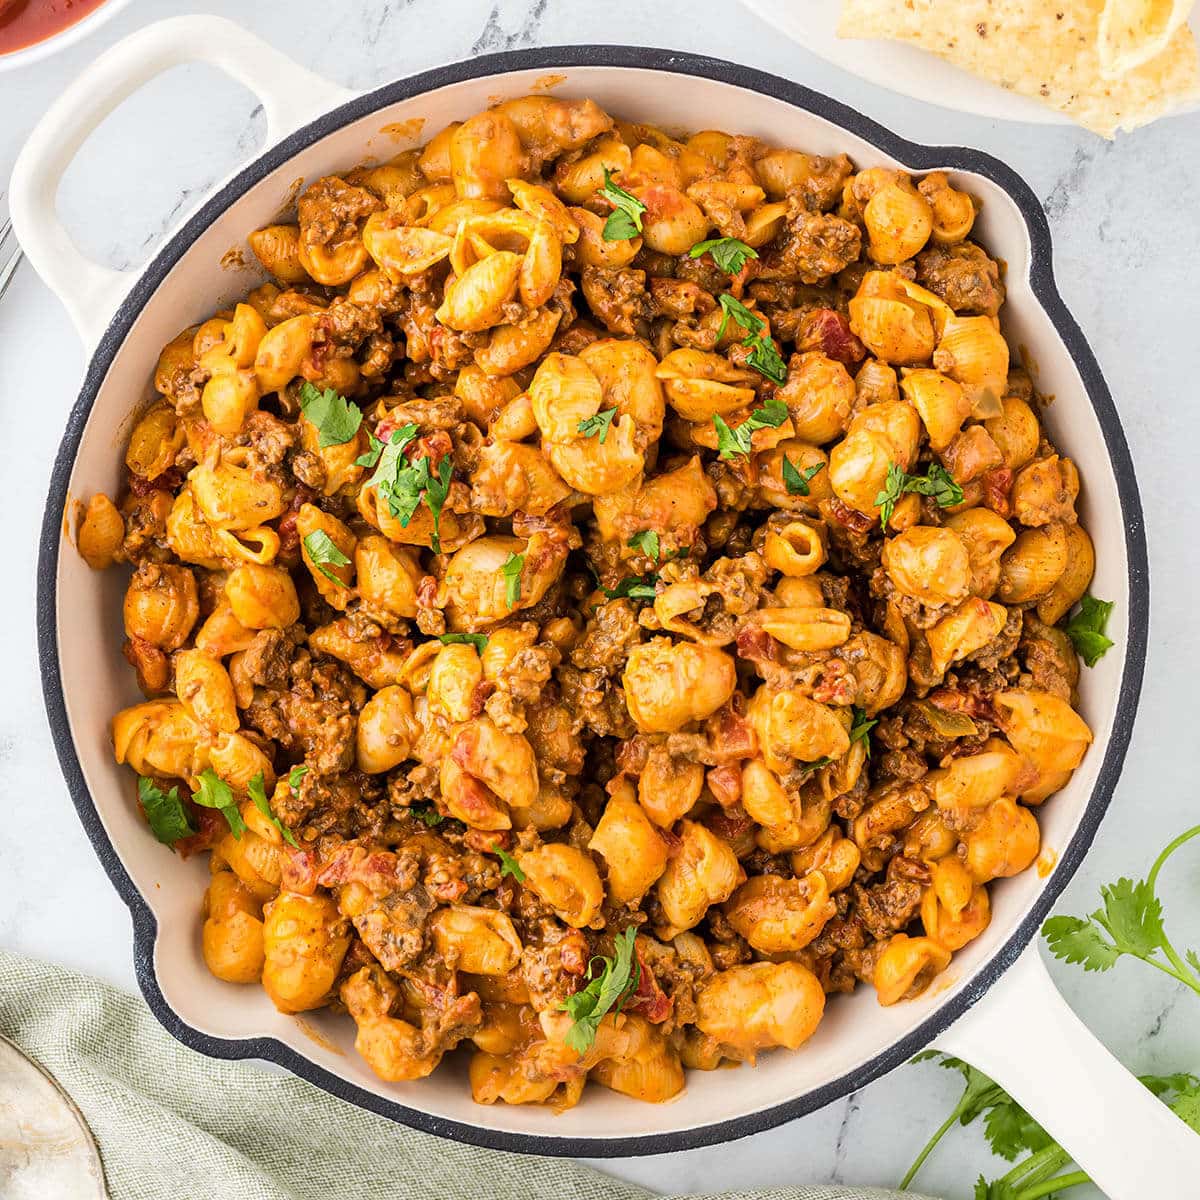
[714,293,786,384]
[598,168,646,241]
[910,461,966,508]
[799,755,835,776]
[874,461,965,529]
[501,552,524,610]
[602,574,659,601]
[558,927,641,1054]
[744,334,787,384]
[1171,1085,1200,1135]
[137,777,195,847]
[299,382,363,449]
[422,454,454,554]
[874,462,907,530]
[494,846,526,883]
[690,236,758,275]
[302,530,352,585]
[1141,1072,1200,1101]
[782,455,824,496]
[578,407,617,443]
[409,804,444,827]
[363,424,420,514]
[1042,914,1121,972]
[716,292,765,341]
[247,771,299,849]
[363,424,453,551]
[849,706,878,757]
[438,632,488,652]
[355,431,385,469]
[981,1097,1054,1162]
[628,530,660,561]
[1094,877,1164,958]
[288,765,308,791]
[1064,595,1114,667]
[192,768,245,839]
[713,398,789,460]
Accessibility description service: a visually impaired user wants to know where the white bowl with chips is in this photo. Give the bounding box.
[11,15,1198,1195]
[743,0,1200,134]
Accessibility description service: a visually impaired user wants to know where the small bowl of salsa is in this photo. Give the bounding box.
[0,0,133,69]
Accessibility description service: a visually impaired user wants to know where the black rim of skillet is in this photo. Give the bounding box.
[37,44,1149,1158]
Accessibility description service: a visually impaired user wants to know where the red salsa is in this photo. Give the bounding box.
[0,0,108,56]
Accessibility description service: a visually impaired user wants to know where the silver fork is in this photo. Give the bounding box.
[0,192,23,303]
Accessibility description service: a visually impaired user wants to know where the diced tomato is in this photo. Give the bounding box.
[796,308,866,364]
[625,948,673,1023]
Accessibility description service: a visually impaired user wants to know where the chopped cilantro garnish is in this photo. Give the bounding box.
[689,236,758,275]
[782,455,825,496]
[598,168,647,240]
[713,399,789,460]
[302,530,352,585]
[192,768,245,840]
[299,382,363,448]
[137,777,195,848]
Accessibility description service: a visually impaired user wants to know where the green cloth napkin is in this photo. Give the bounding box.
[0,949,933,1200]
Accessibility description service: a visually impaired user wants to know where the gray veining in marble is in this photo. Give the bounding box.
[1,3,1197,1198]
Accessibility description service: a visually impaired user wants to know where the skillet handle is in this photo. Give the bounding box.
[934,942,1199,1197]
[9,14,354,352]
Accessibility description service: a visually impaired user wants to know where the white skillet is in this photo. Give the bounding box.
[9,16,1193,1194]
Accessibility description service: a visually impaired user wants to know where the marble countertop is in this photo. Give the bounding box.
[1,2,1197,1197]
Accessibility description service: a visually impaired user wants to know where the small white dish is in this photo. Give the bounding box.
[0,0,133,73]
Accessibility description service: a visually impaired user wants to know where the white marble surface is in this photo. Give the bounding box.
[1,2,1198,1197]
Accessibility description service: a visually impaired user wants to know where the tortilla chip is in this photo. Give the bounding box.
[838,0,1200,137]
[1099,0,1194,77]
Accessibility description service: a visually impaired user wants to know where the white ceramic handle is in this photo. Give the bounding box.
[9,14,354,351]
[936,943,1198,1197]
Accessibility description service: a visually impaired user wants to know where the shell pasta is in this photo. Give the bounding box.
[83,95,1100,1109]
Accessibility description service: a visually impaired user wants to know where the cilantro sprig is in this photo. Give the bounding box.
[287,765,308,791]
[299,382,363,448]
[438,632,488,652]
[602,574,659,601]
[192,768,245,839]
[901,1052,1200,1199]
[1043,823,1200,998]
[874,460,965,529]
[689,236,758,275]
[799,708,875,776]
[1063,595,1114,667]
[410,805,444,827]
[302,530,352,585]
[363,423,419,499]
[715,293,787,384]
[782,455,824,496]
[899,1054,1053,1191]
[713,399,788,460]
[494,846,526,883]
[363,424,454,553]
[501,552,524,610]
[598,168,646,241]
[849,706,878,756]
[578,407,617,443]
[558,927,641,1054]
[248,771,299,848]
[137,777,195,848]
